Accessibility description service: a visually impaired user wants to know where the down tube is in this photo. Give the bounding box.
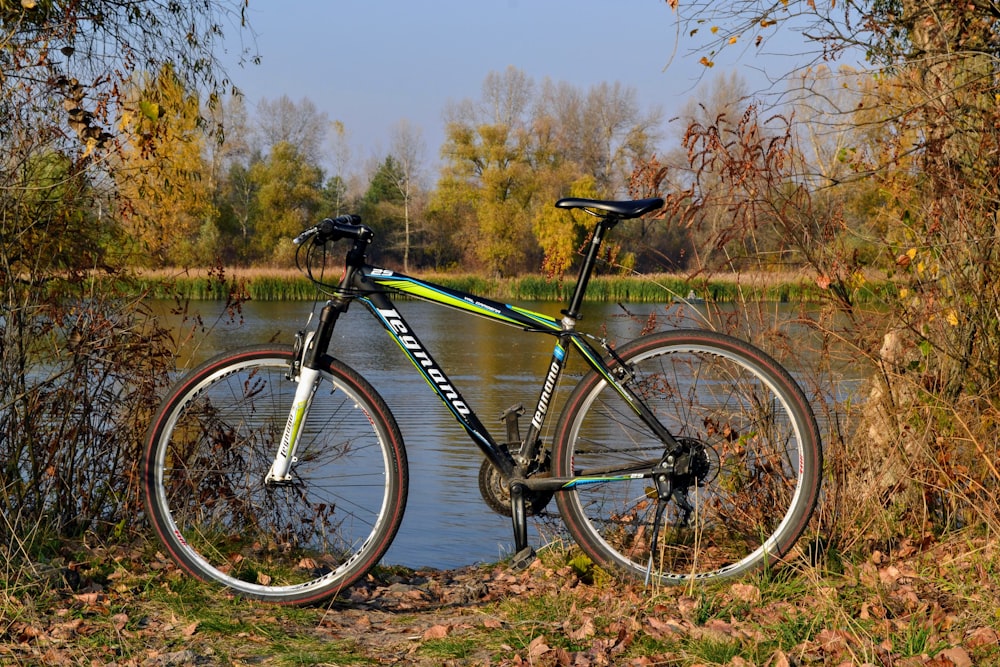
[358,292,516,475]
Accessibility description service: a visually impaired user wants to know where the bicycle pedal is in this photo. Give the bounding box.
[510,546,536,572]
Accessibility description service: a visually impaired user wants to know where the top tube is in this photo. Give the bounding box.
[362,268,564,334]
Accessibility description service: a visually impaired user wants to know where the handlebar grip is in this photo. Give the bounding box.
[316,214,362,239]
[294,214,371,245]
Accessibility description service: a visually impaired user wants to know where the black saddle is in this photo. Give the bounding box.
[555,197,664,219]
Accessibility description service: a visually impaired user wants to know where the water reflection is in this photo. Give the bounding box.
[151,297,863,569]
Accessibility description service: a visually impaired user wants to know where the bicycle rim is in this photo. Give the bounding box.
[554,330,821,584]
[144,347,406,603]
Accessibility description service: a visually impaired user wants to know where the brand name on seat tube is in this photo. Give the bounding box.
[531,359,561,430]
[376,307,471,417]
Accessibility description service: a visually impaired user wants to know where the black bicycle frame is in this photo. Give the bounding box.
[306,262,681,493]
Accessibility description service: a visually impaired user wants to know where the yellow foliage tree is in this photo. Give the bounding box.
[532,176,599,276]
[116,64,215,266]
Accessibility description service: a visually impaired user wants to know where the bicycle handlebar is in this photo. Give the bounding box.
[293,214,371,246]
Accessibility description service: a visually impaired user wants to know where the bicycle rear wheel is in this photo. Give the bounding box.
[142,345,407,605]
[552,329,821,585]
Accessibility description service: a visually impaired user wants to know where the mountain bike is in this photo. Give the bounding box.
[142,196,822,605]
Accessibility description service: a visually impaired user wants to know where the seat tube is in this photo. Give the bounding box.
[564,219,612,319]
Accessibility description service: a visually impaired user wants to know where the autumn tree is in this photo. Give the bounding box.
[1,0,249,565]
[388,119,426,271]
[437,67,539,275]
[435,66,666,276]
[669,71,753,270]
[116,64,216,266]
[255,95,329,167]
[327,120,353,216]
[249,141,325,265]
[664,0,1000,546]
[360,155,407,264]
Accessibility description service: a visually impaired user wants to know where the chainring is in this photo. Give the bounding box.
[478,458,553,517]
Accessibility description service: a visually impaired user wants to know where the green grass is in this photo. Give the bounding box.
[4,534,999,665]
[417,636,481,660]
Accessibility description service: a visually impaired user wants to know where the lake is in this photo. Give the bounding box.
[152,296,861,569]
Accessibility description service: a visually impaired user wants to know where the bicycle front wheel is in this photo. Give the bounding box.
[142,345,407,605]
[553,329,821,585]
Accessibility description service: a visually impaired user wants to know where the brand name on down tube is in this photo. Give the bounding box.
[377,308,471,416]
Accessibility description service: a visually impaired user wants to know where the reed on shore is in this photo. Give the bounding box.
[115,267,887,303]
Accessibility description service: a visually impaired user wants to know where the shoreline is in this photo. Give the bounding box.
[102,267,885,304]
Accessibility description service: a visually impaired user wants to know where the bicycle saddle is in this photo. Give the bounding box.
[555,197,664,219]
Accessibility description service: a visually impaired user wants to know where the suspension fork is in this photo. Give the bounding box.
[266,298,349,484]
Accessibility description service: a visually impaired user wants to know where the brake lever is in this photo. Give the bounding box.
[292,226,319,246]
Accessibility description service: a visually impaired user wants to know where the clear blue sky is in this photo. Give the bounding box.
[222,1,814,170]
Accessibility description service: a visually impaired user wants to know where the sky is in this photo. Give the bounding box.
[220,1,820,173]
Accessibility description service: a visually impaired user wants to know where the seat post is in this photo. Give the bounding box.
[563,217,617,321]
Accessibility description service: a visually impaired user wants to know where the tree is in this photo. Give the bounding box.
[434,67,668,275]
[1,0,248,562]
[660,71,753,270]
[250,141,324,265]
[533,176,599,275]
[328,120,353,216]
[255,95,329,167]
[216,158,261,263]
[361,155,407,264]
[584,82,664,194]
[438,68,538,275]
[664,0,1000,545]
[439,116,538,276]
[534,79,663,196]
[116,64,216,266]
[388,119,426,271]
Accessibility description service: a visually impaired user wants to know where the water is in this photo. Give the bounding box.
[152,296,863,569]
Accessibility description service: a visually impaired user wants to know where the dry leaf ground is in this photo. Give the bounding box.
[1,536,998,666]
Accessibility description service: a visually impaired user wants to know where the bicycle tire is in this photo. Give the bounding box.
[552,329,821,584]
[142,345,408,605]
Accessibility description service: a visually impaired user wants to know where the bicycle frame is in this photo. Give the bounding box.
[359,267,628,482]
[274,269,679,490]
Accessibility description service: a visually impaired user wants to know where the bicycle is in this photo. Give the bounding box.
[142,196,822,605]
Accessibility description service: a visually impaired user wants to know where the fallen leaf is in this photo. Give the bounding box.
[767,649,791,667]
[50,619,82,640]
[730,583,760,604]
[73,592,102,605]
[527,635,549,660]
[423,624,450,639]
[677,596,699,618]
[182,621,199,637]
[40,649,74,666]
[646,616,684,639]
[966,626,999,648]
[935,647,973,667]
[568,617,594,641]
